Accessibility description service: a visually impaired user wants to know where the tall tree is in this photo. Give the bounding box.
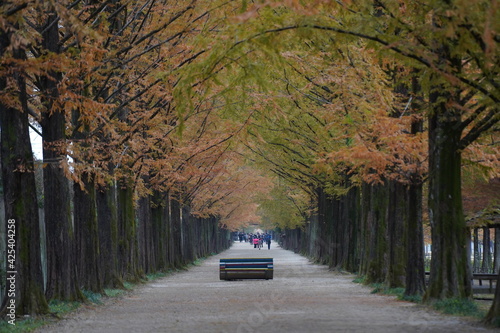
[190,0,499,302]
[0,1,49,315]
[36,5,83,301]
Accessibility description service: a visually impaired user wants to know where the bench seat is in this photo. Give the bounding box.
[220,258,273,280]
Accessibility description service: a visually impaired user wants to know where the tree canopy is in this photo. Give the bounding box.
[1,0,499,325]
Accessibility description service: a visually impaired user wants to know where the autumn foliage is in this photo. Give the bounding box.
[0,0,499,325]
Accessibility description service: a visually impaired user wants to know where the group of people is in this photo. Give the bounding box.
[238,232,272,250]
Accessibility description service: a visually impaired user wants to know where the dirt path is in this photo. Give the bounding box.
[37,242,495,333]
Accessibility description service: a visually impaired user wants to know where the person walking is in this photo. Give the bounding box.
[265,233,271,250]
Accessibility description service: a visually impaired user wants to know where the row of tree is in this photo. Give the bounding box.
[1,0,499,326]
[178,0,498,325]
[0,0,263,318]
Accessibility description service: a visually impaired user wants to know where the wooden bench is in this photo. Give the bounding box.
[472,273,497,293]
[220,258,273,280]
[425,272,498,293]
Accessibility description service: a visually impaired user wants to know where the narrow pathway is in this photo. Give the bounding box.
[38,242,493,332]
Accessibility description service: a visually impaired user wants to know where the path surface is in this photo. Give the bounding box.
[37,242,494,333]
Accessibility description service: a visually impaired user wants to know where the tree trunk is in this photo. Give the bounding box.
[170,197,183,268]
[74,177,103,293]
[424,91,471,300]
[344,186,360,273]
[359,182,371,277]
[482,228,492,273]
[386,180,407,288]
[405,182,426,296]
[137,194,153,275]
[185,207,198,263]
[404,94,426,296]
[484,270,500,327]
[39,10,83,301]
[151,191,167,271]
[0,26,49,313]
[314,188,328,265]
[325,192,337,268]
[365,182,389,284]
[494,228,500,274]
[137,196,146,276]
[42,127,82,301]
[97,182,122,288]
[117,179,140,281]
[473,228,480,273]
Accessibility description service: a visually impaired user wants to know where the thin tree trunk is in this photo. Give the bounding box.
[137,196,147,276]
[494,228,500,274]
[359,182,371,277]
[473,228,480,273]
[482,227,492,273]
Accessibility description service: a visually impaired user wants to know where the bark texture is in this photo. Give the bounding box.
[424,90,471,300]
[37,9,83,301]
[0,31,49,313]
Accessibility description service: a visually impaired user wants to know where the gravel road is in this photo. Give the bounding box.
[37,242,496,333]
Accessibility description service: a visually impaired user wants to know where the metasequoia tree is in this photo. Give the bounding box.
[64,0,232,282]
[81,0,267,275]
[0,1,49,315]
[188,155,274,230]
[8,0,116,301]
[17,0,99,301]
[194,9,428,290]
[0,0,243,305]
[300,0,497,302]
[189,0,498,303]
[315,61,427,290]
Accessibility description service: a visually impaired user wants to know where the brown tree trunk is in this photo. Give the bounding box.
[0,19,49,313]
